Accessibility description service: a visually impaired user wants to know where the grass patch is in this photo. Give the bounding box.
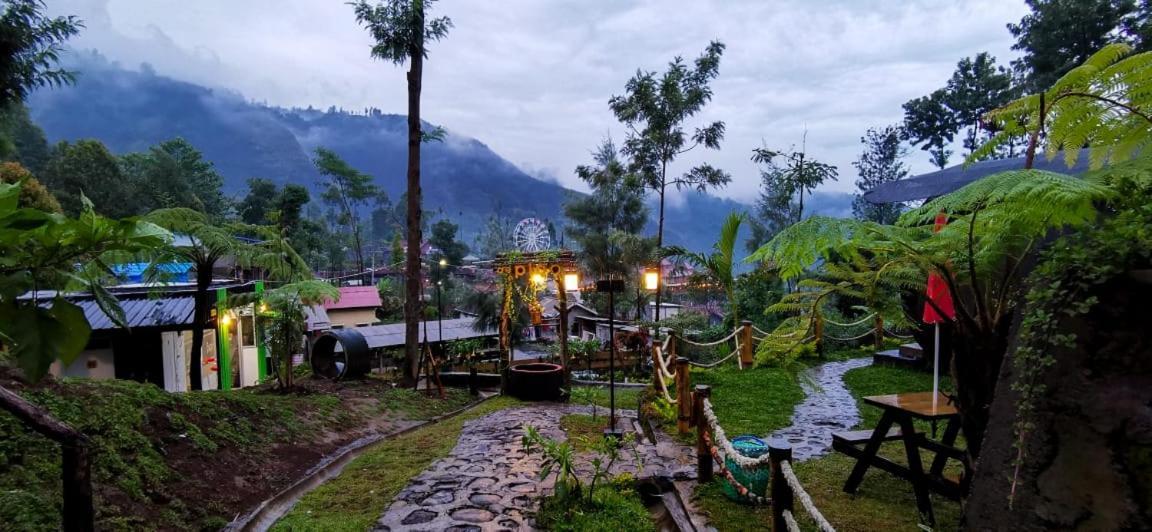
[0,374,481,531]
[535,481,653,532]
[377,387,475,419]
[697,451,962,532]
[689,366,806,436]
[573,385,643,413]
[691,362,964,531]
[694,480,775,531]
[560,414,610,452]
[272,396,520,532]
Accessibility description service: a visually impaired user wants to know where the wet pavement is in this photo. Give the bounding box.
[373,404,695,531]
[768,358,872,461]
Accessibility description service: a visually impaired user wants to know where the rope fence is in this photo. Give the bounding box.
[686,345,740,369]
[694,386,837,532]
[679,328,740,347]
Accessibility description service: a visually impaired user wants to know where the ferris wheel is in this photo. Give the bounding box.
[512,217,552,252]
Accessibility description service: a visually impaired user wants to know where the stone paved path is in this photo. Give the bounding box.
[374,404,695,531]
[769,357,872,461]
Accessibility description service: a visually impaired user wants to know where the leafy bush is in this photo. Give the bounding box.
[523,425,652,531]
[569,386,599,419]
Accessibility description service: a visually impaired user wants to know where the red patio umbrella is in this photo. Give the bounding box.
[923,212,955,406]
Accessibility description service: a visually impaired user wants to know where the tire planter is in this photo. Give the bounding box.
[311,329,371,380]
[505,363,565,401]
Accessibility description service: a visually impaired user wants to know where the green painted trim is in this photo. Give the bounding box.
[216,288,231,391]
[255,281,267,381]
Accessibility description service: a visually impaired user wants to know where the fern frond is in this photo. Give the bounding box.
[746,216,874,279]
[900,169,1111,231]
[970,44,1152,170]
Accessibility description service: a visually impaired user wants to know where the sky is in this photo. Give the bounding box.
[49,0,1030,204]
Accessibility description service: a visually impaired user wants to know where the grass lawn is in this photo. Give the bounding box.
[689,366,807,436]
[272,396,520,532]
[692,362,965,532]
[0,373,480,531]
[560,414,608,452]
[574,385,644,414]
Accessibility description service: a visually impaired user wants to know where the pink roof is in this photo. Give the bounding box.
[324,286,382,310]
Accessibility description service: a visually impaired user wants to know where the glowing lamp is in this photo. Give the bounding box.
[530,273,545,285]
[644,268,660,291]
[563,272,580,291]
[439,258,447,267]
[221,314,232,326]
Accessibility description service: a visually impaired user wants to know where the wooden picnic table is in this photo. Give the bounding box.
[832,391,966,526]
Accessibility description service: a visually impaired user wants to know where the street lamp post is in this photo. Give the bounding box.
[437,257,447,346]
[436,280,443,343]
[596,278,625,439]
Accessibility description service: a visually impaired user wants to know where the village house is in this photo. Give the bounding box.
[323,286,383,329]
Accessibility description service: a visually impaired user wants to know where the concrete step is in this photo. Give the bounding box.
[899,342,923,358]
[873,349,923,369]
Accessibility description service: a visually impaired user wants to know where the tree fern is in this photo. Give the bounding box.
[974,43,1152,169]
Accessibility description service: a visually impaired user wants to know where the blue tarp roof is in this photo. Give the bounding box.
[111,262,193,283]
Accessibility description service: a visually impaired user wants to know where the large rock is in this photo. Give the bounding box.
[965,273,1152,529]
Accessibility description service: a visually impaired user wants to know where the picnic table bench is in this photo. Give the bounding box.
[833,391,967,526]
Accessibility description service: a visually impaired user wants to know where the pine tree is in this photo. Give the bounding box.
[564,139,649,279]
[852,125,908,224]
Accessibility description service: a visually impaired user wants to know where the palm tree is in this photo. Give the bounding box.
[351,0,452,384]
[146,208,308,390]
[667,212,745,326]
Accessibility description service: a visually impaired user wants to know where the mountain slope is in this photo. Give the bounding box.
[26,55,850,252]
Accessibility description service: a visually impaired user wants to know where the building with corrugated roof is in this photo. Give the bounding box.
[28,279,278,393]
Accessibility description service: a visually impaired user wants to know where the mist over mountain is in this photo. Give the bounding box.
[26,54,851,252]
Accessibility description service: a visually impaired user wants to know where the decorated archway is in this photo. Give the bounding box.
[493,250,579,376]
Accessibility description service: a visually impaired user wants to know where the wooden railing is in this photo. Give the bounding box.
[0,386,92,531]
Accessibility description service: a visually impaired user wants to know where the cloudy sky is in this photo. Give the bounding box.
[50,0,1029,203]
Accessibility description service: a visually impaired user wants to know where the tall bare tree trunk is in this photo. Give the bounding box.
[188,266,212,391]
[402,11,425,385]
[1023,93,1045,170]
[352,225,367,284]
[654,162,666,327]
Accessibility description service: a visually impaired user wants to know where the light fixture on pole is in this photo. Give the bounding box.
[643,267,660,291]
[563,270,580,291]
[436,280,443,344]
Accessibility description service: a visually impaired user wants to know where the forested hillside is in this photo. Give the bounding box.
[26,54,850,252]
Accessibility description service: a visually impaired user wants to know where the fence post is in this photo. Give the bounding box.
[740,320,754,368]
[667,330,678,358]
[694,385,713,482]
[61,440,94,532]
[651,343,663,386]
[769,441,794,532]
[676,357,691,435]
[874,314,885,350]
